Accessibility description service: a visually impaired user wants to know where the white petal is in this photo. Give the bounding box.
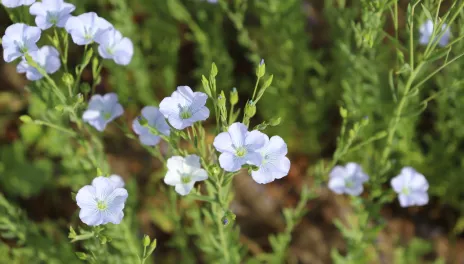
[245,130,267,150]
[213,132,234,153]
[409,171,429,192]
[245,151,262,167]
[29,2,45,16]
[164,170,181,186]
[76,185,97,209]
[184,154,201,168]
[139,134,161,146]
[104,210,124,225]
[79,208,102,226]
[167,156,184,172]
[132,118,148,136]
[345,184,364,196]
[398,194,413,207]
[191,106,209,122]
[410,191,429,206]
[228,122,247,147]
[190,92,208,113]
[328,177,346,194]
[273,156,291,179]
[82,110,100,121]
[251,166,274,184]
[219,152,243,172]
[168,115,190,130]
[175,182,195,196]
[262,135,286,155]
[109,175,125,188]
[92,177,116,201]
[390,175,404,193]
[191,169,208,182]
[106,188,128,213]
[159,97,179,118]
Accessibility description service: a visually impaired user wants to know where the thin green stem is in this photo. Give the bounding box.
[251,76,261,102]
[34,120,78,137]
[73,45,90,94]
[412,51,464,92]
[381,63,423,162]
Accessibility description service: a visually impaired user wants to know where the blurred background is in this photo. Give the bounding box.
[1,0,464,263]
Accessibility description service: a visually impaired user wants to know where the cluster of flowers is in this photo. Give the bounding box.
[77,85,291,225]
[1,0,133,80]
[328,163,429,208]
[2,2,445,226]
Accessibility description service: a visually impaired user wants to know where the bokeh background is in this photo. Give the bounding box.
[1,0,464,263]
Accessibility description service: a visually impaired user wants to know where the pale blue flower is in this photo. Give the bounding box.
[2,23,41,63]
[16,45,61,80]
[65,12,112,45]
[206,0,218,3]
[213,122,267,172]
[82,93,124,132]
[164,155,208,196]
[76,176,128,226]
[328,162,369,196]
[132,106,170,146]
[29,0,75,30]
[95,28,133,65]
[419,19,450,47]
[391,167,429,208]
[2,0,35,8]
[159,86,210,130]
[109,174,124,188]
[251,135,290,184]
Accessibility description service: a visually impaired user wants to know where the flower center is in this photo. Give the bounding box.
[235,147,247,157]
[106,47,115,55]
[14,40,27,53]
[47,11,59,24]
[345,179,354,188]
[180,109,192,119]
[103,112,112,120]
[181,176,191,184]
[83,27,93,41]
[96,200,108,211]
[401,187,410,195]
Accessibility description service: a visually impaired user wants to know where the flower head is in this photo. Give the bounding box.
[95,28,133,65]
[419,19,450,47]
[213,122,267,172]
[82,93,124,132]
[391,167,429,208]
[76,176,128,226]
[65,12,112,45]
[2,23,41,62]
[132,106,170,146]
[29,0,75,29]
[159,86,210,130]
[251,135,290,184]
[16,45,61,80]
[2,0,35,8]
[109,174,124,188]
[164,155,208,196]
[328,162,369,196]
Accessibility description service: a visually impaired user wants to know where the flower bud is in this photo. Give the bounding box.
[256,59,265,78]
[62,73,74,87]
[143,235,150,247]
[245,100,256,118]
[230,87,238,105]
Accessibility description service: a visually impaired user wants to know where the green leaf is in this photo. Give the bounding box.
[19,115,33,123]
[421,4,433,22]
